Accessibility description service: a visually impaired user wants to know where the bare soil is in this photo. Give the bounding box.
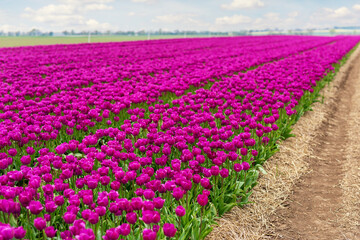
[207,47,360,240]
[270,48,360,239]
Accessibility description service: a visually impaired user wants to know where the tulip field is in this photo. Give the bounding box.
[0,35,359,240]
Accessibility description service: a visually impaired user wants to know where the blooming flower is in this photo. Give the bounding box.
[163,223,177,238]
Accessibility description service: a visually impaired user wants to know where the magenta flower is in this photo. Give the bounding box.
[153,225,160,233]
[240,148,248,156]
[147,196,162,210]
[104,228,119,240]
[220,168,229,178]
[197,194,208,206]
[8,148,17,156]
[242,162,251,171]
[143,189,155,200]
[175,205,186,217]
[234,163,243,172]
[88,212,99,225]
[55,145,67,155]
[200,178,210,189]
[172,187,184,200]
[1,226,14,240]
[27,201,43,215]
[163,223,177,238]
[63,212,76,224]
[45,201,57,213]
[95,206,106,217]
[78,229,95,240]
[26,147,35,155]
[34,217,46,231]
[54,195,65,206]
[126,212,137,224]
[143,228,157,240]
[251,150,258,157]
[14,226,26,239]
[20,155,31,165]
[141,210,154,224]
[130,197,143,210]
[193,174,201,184]
[118,223,131,236]
[45,226,57,238]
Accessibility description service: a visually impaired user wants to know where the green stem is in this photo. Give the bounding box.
[199,207,204,237]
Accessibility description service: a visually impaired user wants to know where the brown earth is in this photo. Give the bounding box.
[270,48,360,239]
[207,46,360,240]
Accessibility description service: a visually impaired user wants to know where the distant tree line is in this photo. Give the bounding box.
[0,28,251,37]
[0,29,54,37]
[1,27,359,37]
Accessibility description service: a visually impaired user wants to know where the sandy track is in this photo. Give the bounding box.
[271,47,360,239]
[207,46,360,240]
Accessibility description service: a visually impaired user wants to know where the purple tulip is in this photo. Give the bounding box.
[175,205,186,217]
[104,228,119,240]
[126,212,137,224]
[34,217,46,231]
[45,226,57,238]
[163,223,177,238]
[63,212,77,224]
[8,148,17,156]
[143,228,157,240]
[20,155,31,165]
[197,194,208,206]
[118,223,131,236]
[143,189,155,200]
[153,197,165,209]
[27,201,43,215]
[242,162,251,171]
[14,226,26,239]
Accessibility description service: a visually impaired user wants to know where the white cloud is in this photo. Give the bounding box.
[128,12,136,16]
[0,24,29,32]
[22,0,114,31]
[213,11,304,31]
[59,0,114,3]
[131,0,157,4]
[152,14,187,24]
[23,5,80,24]
[264,12,280,21]
[215,15,252,25]
[310,6,358,27]
[151,14,209,30]
[83,4,113,11]
[354,4,360,11]
[85,19,112,30]
[288,11,299,18]
[221,0,264,10]
[323,7,352,18]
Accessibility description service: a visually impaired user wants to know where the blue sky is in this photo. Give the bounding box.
[1,0,360,32]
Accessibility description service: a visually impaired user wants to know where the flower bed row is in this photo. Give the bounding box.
[0,36,339,153]
[0,36,359,239]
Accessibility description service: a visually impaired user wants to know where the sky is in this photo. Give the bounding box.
[1,0,360,32]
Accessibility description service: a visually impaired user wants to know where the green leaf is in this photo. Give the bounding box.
[256,164,267,175]
[200,226,214,239]
[235,181,244,189]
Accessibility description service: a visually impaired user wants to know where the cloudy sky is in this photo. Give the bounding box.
[1,0,360,32]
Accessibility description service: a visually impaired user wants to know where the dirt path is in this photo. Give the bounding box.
[207,46,360,240]
[271,49,360,239]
